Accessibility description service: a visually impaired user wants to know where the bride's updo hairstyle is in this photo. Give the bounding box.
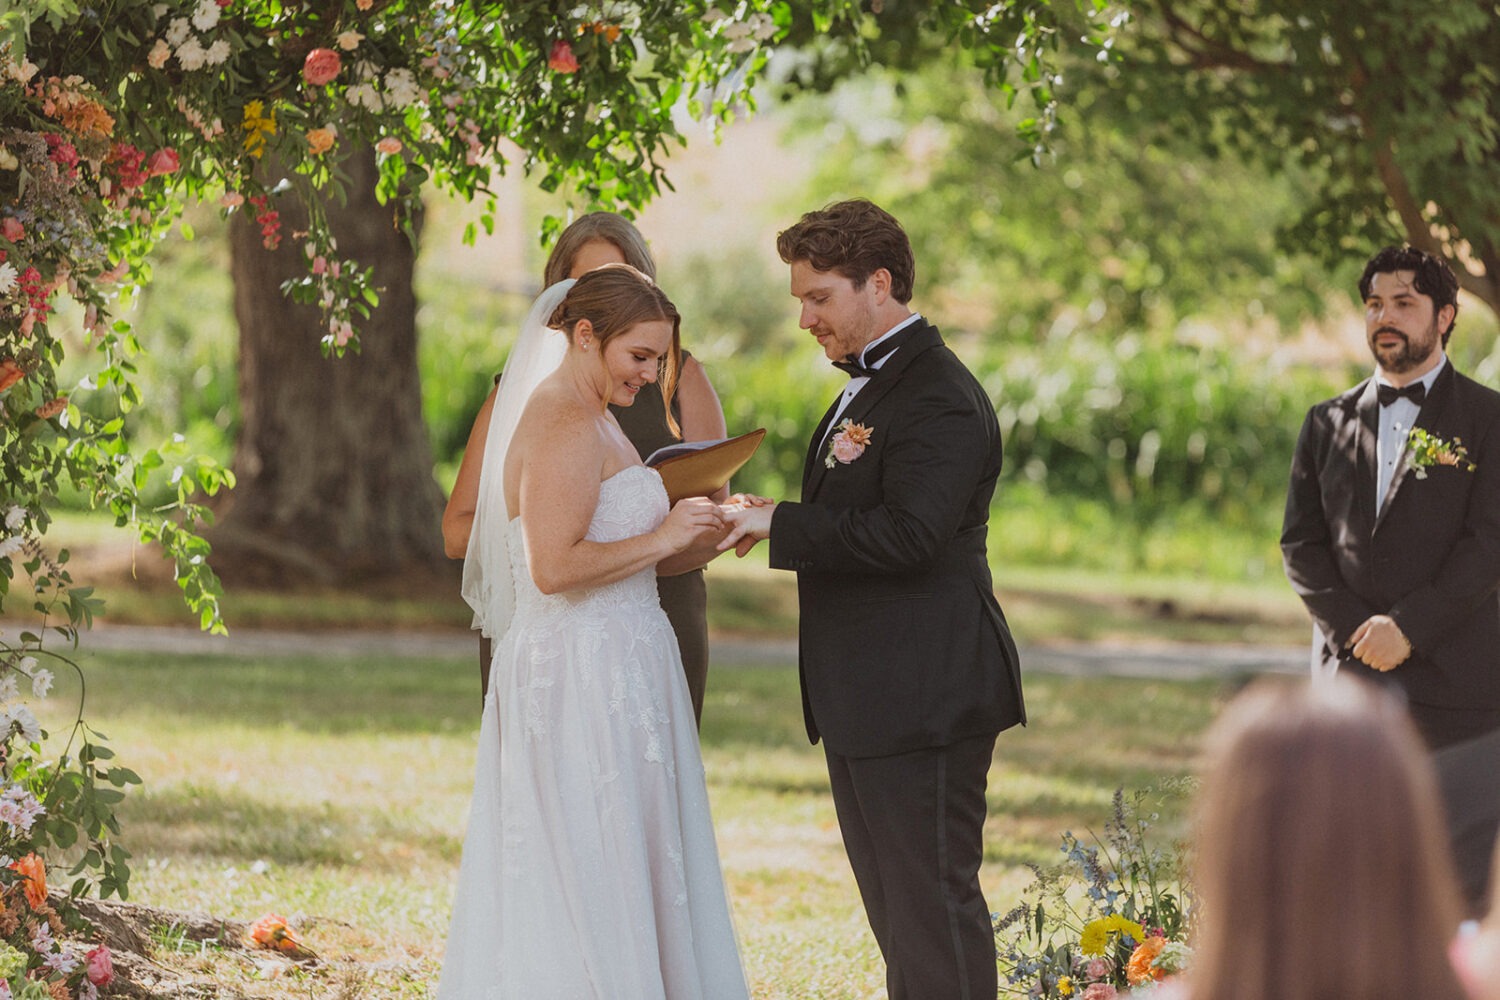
[549,264,682,434]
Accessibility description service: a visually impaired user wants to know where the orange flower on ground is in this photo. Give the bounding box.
[247,913,314,958]
[1125,934,1167,985]
[10,853,46,908]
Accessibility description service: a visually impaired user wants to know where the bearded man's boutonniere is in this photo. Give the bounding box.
[825,419,873,468]
[1407,427,1477,479]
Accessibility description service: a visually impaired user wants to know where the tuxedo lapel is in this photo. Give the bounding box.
[802,322,940,501]
[1353,379,1381,536]
[1376,363,1457,533]
[803,396,843,491]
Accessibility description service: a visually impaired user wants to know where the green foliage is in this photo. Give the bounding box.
[1106,0,1500,318]
[794,60,1354,336]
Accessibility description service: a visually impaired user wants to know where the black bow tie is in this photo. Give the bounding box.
[831,334,903,380]
[1377,381,1427,407]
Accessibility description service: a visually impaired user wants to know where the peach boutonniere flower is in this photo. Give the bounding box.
[824,419,873,468]
[1407,427,1477,479]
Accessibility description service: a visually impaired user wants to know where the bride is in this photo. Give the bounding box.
[437,265,750,998]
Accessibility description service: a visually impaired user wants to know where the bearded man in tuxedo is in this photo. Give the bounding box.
[721,199,1025,999]
[1281,245,1500,908]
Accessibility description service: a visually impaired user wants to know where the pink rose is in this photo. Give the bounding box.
[311,256,327,275]
[1,218,23,242]
[375,136,403,155]
[85,944,114,986]
[1082,985,1118,1000]
[146,147,180,177]
[1085,959,1110,979]
[302,48,342,86]
[831,435,865,464]
[547,40,579,74]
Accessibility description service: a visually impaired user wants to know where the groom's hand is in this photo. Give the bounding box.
[718,503,776,555]
[1349,615,1413,672]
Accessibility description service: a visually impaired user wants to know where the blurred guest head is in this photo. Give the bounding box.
[1188,676,1467,1000]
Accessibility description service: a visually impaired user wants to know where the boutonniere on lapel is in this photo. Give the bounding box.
[824,419,873,468]
[1406,428,1477,478]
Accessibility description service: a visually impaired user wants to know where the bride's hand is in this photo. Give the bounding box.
[658,496,727,552]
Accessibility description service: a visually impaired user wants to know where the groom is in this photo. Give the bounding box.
[723,199,1025,999]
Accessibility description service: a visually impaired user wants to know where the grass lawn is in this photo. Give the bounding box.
[30,643,1249,999]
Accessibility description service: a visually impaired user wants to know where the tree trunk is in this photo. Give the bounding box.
[220,150,448,586]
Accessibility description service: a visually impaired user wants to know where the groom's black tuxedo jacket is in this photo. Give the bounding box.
[768,319,1025,758]
[1282,362,1500,710]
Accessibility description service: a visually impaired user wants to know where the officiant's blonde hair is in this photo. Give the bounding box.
[544,213,656,287]
[1188,677,1466,1000]
[548,264,681,436]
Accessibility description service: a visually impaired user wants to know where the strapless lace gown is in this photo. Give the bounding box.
[436,466,748,1000]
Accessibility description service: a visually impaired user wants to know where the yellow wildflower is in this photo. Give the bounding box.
[241,99,278,159]
[1058,975,1074,996]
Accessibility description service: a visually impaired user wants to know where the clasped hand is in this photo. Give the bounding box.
[1348,614,1413,672]
[658,494,776,563]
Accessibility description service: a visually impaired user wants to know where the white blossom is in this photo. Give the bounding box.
[751,13,778,40]
[176,37,209,71]
[0,536,24,560]
[192,0,221,32]
[1,704,41,744]
[384,68,422,108]
[147,38,172,69]
[29,668,52,699]
[3,507,22,531]
[346,82,385,112]
[0,263,14,297]
[0,675,17,702]
[336,30,364,51]
[16,656,36,676]
[701,8,728,23]
[726,37,757,53]
[721,20,754,39]
[205,38,232,65]
[164,16,192,47]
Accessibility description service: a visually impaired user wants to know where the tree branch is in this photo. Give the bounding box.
[1155,1,1279,72]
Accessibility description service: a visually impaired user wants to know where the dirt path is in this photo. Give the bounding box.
[75,622,1307,680]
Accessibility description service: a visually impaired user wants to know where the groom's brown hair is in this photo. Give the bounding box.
[776,199,915,304]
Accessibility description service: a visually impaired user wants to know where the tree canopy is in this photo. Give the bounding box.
[1108,0,1500,318]
[1,0,1097,629]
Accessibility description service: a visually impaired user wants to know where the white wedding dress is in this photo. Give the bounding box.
[437,464,749,1000]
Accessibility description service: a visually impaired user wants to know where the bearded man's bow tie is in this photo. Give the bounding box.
[1377,382,1427,407]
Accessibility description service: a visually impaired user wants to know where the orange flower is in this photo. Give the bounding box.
[247,913,313,957]
[11,853,46,909]
[1125,935,1167,985]
[34,396,67,420]
[0,358,22,393]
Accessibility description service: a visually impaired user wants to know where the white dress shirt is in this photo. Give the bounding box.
[821,314,922,449]
[1375,354,1447,512]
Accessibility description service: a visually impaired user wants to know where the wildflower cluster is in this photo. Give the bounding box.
[995,788,1195,998]
[0,511,137,997]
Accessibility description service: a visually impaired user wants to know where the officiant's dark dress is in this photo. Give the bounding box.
[611,351,711,724]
